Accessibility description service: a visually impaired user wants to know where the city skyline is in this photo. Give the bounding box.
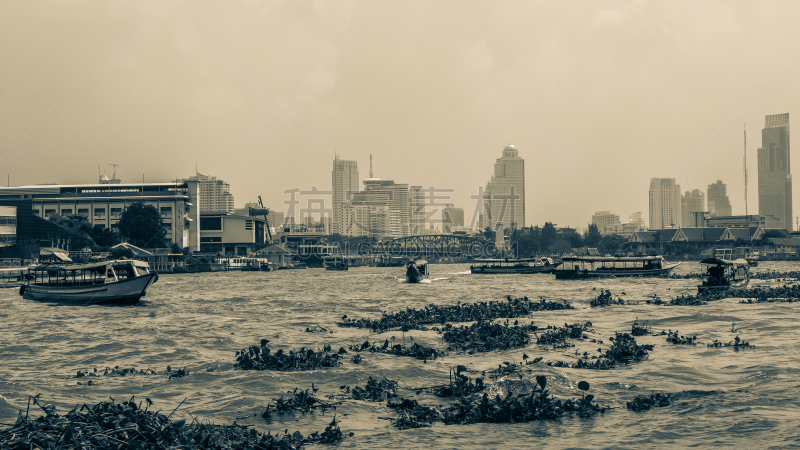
[3,2,800,230]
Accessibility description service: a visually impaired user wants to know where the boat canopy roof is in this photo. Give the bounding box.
[473,258,541,262]
[415,260,428,265]
[561,256,665,262]
[32,260,149,272]
[700,258,749,266]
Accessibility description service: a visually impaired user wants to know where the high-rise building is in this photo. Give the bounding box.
[410,186,426,235]
[591,211,621,235]
[185,172,234,214]
[649,178,681,229]
[362,179,410,238]
[442,204,465,234]
[757,113,792,231]
[681,189,705,227]
[332,156,360,235]
[485,144,525,230]
[706,181,732,218]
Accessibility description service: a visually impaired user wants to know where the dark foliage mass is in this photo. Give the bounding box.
[546,333,652,370]
[341,377,399,402]
[666,331,698,345]
[536,322,591,348]
[0,395,348,450]
[627,393,675,411]
[235,340,343,371]
[348,340,442,361]
[337,296,572,332]
[117,202,168,248]
[261,385,338,419]
[707,335,753,348]
[631,319,651,336]
[590,290,626,307]
[440,321,536,353]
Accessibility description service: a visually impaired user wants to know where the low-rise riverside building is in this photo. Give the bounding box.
[627,226,790,254]
[199,212,268,256]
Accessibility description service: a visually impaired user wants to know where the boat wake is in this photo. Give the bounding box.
[449,270,471,275]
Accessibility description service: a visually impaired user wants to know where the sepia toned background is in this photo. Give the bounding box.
[2,0,799,229]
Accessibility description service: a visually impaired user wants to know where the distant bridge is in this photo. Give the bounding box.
[375,234,500,258]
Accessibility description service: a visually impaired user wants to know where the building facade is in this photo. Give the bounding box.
[706,180,732,217]
[185,172,234,214]
[198,213,267,255]
[0,182,201,251]
[0,206,16,246]
[649,178,681,229]
[361,179,410,239]
[681,189,705,228]
[757,113,792,231]
[332,156,359,235]
[591,211,621,235]
[410,185,426,235]
[442,204,465,234]
[485,144,525,231]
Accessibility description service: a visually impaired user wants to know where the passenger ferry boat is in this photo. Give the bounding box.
[715,247,759,266]
[405,260,429,283]
[555,256,681,279]
[220,257,274,271]
[698,258,750,293]
[470,257,557,274]
[19,260,158,306]
[324,256,348,271]
[1,267,31,289]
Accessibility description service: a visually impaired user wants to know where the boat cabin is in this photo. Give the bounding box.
[699,258,749,292]
[324,256,349,270]
[473,257,554,269]
[559,256,665,271]
[28,260,151,287]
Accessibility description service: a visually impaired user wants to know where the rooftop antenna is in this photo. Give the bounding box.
[109,163,119,180]
[744,124,748,217]
[370,154,373,178]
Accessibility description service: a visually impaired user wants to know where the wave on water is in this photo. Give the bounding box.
[0,395,20,421]
[448,270,471,275]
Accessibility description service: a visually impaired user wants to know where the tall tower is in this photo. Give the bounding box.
[485,144,525,231]
[649,178,681,229]
[332,156,359,235]
[681,189,705,227]
[409,186,425,235]
[707,180,732,217]
[757,113,792,231]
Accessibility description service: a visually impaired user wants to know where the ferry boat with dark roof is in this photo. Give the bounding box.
[470,257,557,274]
[554,256,680,279]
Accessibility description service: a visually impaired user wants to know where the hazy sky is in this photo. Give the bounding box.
[2,1,799,229]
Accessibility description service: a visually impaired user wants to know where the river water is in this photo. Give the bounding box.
[1,262,799,449]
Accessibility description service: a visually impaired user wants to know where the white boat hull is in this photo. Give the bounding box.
[21,273,158,306]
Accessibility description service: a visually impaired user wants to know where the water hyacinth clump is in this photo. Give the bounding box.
[336,296,572,332]
[261,384,338,419]
[547,332,652,370]
[344,377,399,402]
[627,392,675,411]
[707,335,753,348]
[0,395,349,450]
[433,366,486,398]
[536,322,591,347]
[235,340,343,371]
[348,339,443,361]
[631,319,651,336]
[590,290,626,307]
[440,321,535,353]
[666,331,698,345]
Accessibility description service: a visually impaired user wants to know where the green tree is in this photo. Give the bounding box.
[583,223,602,247]
[91,225,123,248]
[548,239,573,254]
[540,222,557,250]
[598,234,627,255]
[49,214,94,240]
[117,202,168,248]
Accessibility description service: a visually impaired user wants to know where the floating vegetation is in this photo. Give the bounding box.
[0,395,349,450]
[432,366,485,398]
[666,331,698,345]
[590,290,626,307]
[305,325,329,333]
[668,294,710,306]
[536,322,591,348]
[750,270,800,281]
[440,377,606,423]
[627,392,675,411]
[631,319,651,336]
[546,332,652,370]
[235,340,343,371]
[349,340,442,361]
[75,366,158,378]
[344,377,399,402]
[337,296,572,332]
[731,285,800,302]
[707,335,753,348]
[387,398,440,430]
[441,321,535,353]
[262,385,338,419]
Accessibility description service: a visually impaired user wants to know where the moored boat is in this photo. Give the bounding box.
[19,260,158,306]
[1,267,31,289]
[698,258,749,293]
[555,255,680,279]
[470,257,557,274]
[405,260,429,283]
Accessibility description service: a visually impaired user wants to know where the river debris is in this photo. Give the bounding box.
[75,366,158,378]
[440,376,606,423]
[337,296,573,332]
[343,377,399,402]
[349,340,442,361]
[441,321,535,353]
[707,335,753,348]
[731,285,800,302]
[750,270,800,281]
[304,325,330,333]
[387,398,440,430]
[627,392,675,411]
[235,340,343,371]
[666,331,698,345]
[546,332,652,370]
[590,290,626,307]
[432,366,485,398]
[0,395,349,450]
[262,385,338,419]
[536,322,591,348]
[631,319,651,336]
